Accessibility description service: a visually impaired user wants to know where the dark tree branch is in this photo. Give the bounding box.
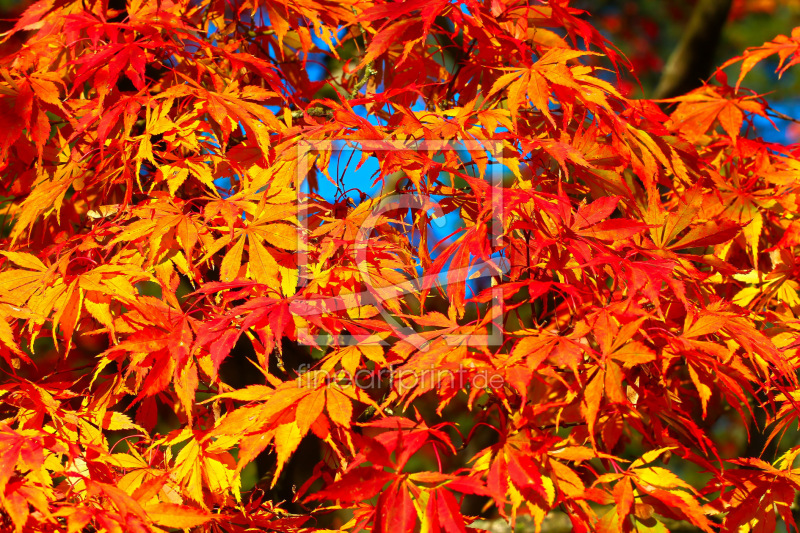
[653,0,733,99]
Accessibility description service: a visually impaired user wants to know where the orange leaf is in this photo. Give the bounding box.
[326,388,353,427]
[145,503,213,528]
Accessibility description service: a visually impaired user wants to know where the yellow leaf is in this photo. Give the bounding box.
[173,438,203,503]
[145,503,213,528]
[777,280,800,306]
[732,286,760,307]
[187,160,217,191]
[202,452,238,498]
[102,411,145,432]
[0,268,46,305]
[109,453,148,469]
[272,421,302,486]
[0,251,47,271]
[541,474,556,506]
[163,164,190,196]
[176,362,199,423]
[280,263,298,297]
[0,317,24,359]
[742,209,763,266]
[84,293,115,334]
[220,236,245,282]
[258,223,299,251]
[326,388,353,427]
[361,345,387,366]
[634,466,695,493]
[631,447,677,468]
[247,235,279,285]
[687,364,712,418]
[341,346,362,376]
[257,203,297,223]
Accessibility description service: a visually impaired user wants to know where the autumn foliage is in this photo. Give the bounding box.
[3,0,800,531]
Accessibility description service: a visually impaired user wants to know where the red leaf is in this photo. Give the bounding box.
[375,481,417,533]
[309,468,394,502]
[434,488,467,533]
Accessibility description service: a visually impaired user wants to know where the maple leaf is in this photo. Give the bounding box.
[667,84,769,142]
[722,26,800,90]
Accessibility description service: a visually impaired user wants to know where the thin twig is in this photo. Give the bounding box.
[766,108,800,125]
[290,107,333,119]
[445,39,477,104]
[349,9,377,99]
